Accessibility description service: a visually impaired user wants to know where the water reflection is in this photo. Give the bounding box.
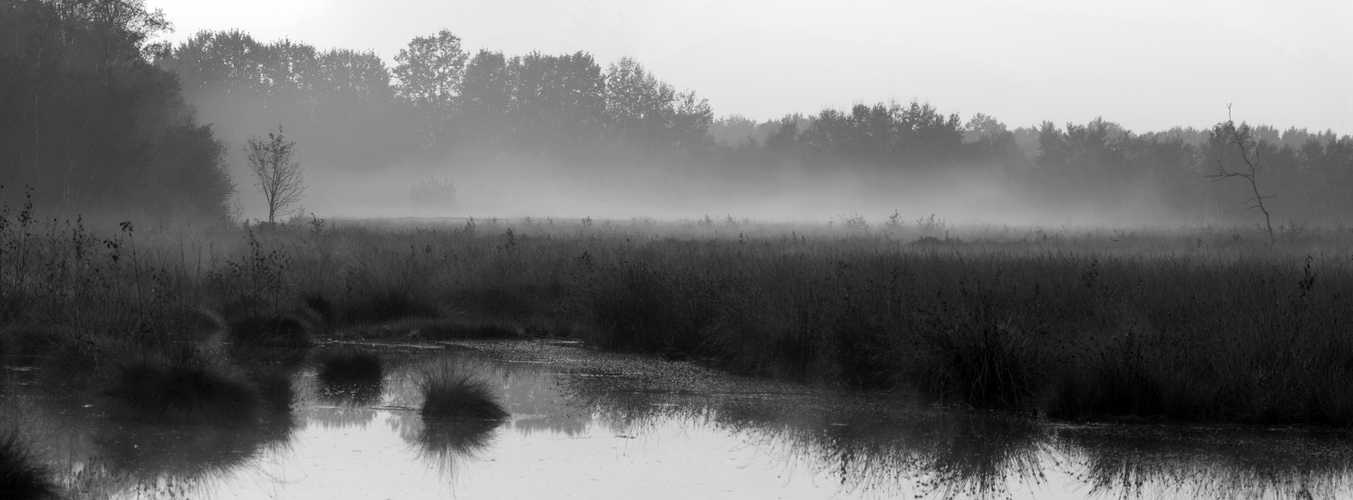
[5,340,1353,499]
[504,340,1353,500]
[1056,424,1353,499]
[90,417,293,480]
[391,412,502,481]
[558,374,1051,499]
[0,383,298,500]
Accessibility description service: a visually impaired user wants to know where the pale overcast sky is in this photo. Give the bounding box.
[145,0,1352,133]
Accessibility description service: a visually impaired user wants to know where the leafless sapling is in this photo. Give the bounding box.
[245,126,305,224]
[1208,105,1274,244]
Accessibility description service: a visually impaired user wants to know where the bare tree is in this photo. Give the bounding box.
[245,126,305,223]
[1209,104,1274,243]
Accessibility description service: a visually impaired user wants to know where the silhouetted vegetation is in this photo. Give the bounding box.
[0,0,234,222]
[141,26,1353,224]
[103,349,261,424]
[228,314,313,349]
[3,1,1350,226]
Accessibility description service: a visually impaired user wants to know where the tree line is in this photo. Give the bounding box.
[5,0,1351,224]
[152,27,1353,225]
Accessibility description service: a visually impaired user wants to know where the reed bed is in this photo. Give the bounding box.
[4,204,1353,424]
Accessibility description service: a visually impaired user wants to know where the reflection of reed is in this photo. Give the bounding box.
[717,407,1051,499]
[1055,425,1353,499]
[911,415,1049,499]
[559,368,1053,499]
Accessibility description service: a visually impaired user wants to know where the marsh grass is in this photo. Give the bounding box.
[417,361,509,420]
[6,207,1353,425]
[0,427,59,500]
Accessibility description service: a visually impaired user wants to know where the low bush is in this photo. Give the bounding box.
[228,315,313,349]
[103,349,261,424]
[317,349,382,386]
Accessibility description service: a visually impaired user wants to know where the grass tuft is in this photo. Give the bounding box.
[418,363,509,420]
[0,428,60,500]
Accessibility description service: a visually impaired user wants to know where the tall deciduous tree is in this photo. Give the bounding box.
[392,29,468,158]
[603,57,712,159]
[245,126,305,223]
[392,29,467,108]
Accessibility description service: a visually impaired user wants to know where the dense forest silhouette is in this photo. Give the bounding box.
[4,0,1351,224]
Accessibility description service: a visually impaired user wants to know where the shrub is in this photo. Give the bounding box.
[251,367,297,417]
[103,349,261,424]
[228,314,313,349]
[155,307,227,345]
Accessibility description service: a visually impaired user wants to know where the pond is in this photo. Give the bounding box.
[3,339,1352,499]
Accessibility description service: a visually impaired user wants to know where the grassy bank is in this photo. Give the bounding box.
[4,204,1353,425]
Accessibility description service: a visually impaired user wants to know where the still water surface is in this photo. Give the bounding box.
[4,339,1352,499]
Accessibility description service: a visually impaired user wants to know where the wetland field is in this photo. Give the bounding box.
[4,211,1353,499]
[6,0,1351,497]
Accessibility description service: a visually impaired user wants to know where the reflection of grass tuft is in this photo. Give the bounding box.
[413,417,502,479]
[0,428,60,500]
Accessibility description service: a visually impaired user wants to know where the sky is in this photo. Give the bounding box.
[143,0,1353,134]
